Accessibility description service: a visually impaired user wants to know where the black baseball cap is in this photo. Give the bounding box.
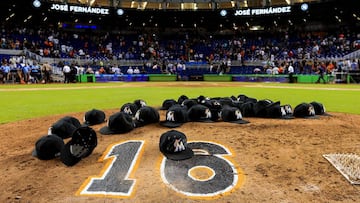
[253,99,274,117]
[204,100,223,121]
[159,130,194,161]
[177,95,189,105]
[221,106,250,124]
[160,105,188,128]
[120,103,139,116]
[218,97,236,107]
[310,101,331,116]
[187,104,213,122]
[160,99,177,110]
[49,116,81,139]
[197,95,208,104]
[237,94,257,103]
[238,102,256,117]
[99,112,135,135]
[181,99,197,110]
[293,103,319,119]
[60,126,97,166]
[84,109,106,126]
[280,104,295,119]
[264,102,294,119]
[134,106,160,127]
[32,134,65,160]
[134,99,147,109]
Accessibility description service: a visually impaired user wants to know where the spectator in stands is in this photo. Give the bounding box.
[85,66,94,74]
[140,66,147,74]
[1,62,10,83]
[272,66,279,75]
[99,66,106,74]
[351,59,358,70]
[253,67,261,74]
[266,67,273,74]
[30,62,42,83]
[133,67,140,74]
[278,63,285,74]
[127,66,134,74]
[22,63,31,83]
[112,64,121,75]
[41,62,52,84]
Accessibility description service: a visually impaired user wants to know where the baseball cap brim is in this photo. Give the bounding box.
[193,118,214,123]
[279,115,295,119]
[162,147,194,161]
[60,142,82,166]
[99,126,120,135]
[320,112,332,116]
[82,121,92,126]
[226,119,250,124]
[32,149,38,157]
[159,120,184,128]
[298,115,320,119]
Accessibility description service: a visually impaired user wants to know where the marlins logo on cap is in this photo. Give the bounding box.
[134,106,160,127]
[159,130,194,161]
[221,106,249,124]
[187,104,213,122]
[159,105,188,128]
[120,103,138,116]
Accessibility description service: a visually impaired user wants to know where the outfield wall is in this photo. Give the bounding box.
[85,74,336,83]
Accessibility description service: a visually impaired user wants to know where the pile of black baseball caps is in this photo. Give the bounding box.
[158,94,330,128]
[99,99,159,135]
[32,110,105,166]
[32,96,330,164]
[32,99,161,166]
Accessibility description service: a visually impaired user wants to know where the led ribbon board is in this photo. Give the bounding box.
[50,3,110,15]
[234,6,291,16]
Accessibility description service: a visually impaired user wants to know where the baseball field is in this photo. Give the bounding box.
[0,81,359,202]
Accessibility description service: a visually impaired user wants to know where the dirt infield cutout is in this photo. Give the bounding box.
[323,153,360,185]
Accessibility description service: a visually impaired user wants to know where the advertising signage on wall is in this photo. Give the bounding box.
[234,6,291,16]
[50,3,110,15]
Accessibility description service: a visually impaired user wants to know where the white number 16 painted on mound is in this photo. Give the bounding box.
[76,140,244,199]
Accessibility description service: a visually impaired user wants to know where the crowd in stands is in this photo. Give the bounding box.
[1,25,359,63]
[0,24,359,84]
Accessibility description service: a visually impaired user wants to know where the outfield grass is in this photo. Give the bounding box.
[1,82,359,124]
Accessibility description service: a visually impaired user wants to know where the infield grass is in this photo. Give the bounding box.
[1,82,359,124]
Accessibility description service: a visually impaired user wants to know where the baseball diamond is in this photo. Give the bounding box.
[0,0,360,202]
[0,82,360,202]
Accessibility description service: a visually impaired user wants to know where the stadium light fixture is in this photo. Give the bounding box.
[117,8,124,16]
[300,3,308,11]
[220,10,227,17]
[33,0,41,8]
